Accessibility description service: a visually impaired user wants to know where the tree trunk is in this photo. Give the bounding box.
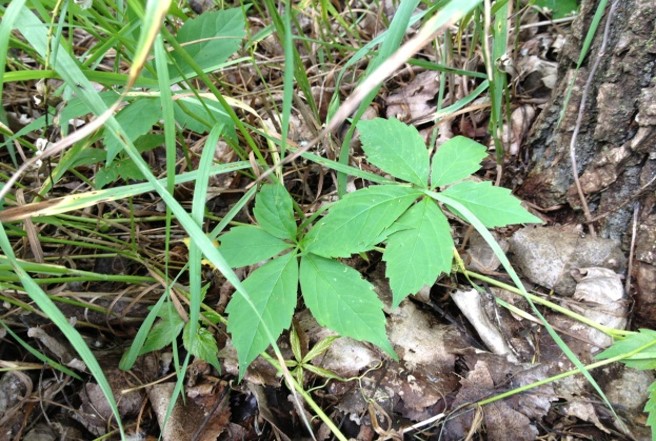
[517,0,656,326]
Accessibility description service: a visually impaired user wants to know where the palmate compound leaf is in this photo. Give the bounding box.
[383,198,454,307]
[253,183,297,240]
[358,118,429,187]
[441,181,542,228]
[226,252,298,378]
[430,135,488,188]
[304,185,422,258]
[219,225,292,268]
[299,254,396,358]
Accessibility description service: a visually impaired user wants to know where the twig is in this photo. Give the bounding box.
[250,6,467,187]
[569,0,619,237]
[625,203,640,294]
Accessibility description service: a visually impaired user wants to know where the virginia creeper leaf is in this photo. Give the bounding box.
[431,135,488,188]
[226,252,298,378]
[299,254,396,358]
[358,118,429,186]
[384,198,454,307]
[646,382,656,439]
[596,329,656,370]
[140,303,184,354]
[219,225,291,268]
[253,183,297,240]
[183,324,220,372]
[305,185,421,257]
[105,98,161,165]
[441,181,542,227]
[172,8,245,79]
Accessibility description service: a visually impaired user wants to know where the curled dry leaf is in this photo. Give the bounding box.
[568,267,628,348]
[385,71,440,124]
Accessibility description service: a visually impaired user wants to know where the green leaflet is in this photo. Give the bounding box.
[226,252,298,378]
[431,136,488,188]
[183,324,220,372]
[596,329,656,370]
[358,117,429,186]
[140,302,184,354]
[299,254,396,358]
[533,0,578,19]
[384,198,454,307]
[219,225,292,268]
[104,98,161,165]
[596,329,656,439]
[441,181,542,227]
[253,183,297,240]
[171,8,245,80]
[304,185,422,257]
[647,383,656,440]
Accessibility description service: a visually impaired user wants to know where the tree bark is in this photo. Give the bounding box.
[517,0,656,326]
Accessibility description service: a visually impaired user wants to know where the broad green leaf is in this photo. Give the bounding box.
[253,183,297,240]
[227,252,298,378]
[384,198,454,307]
[299,254,396,357]
[104,98,161,165]
[358,118,429,186]
[171,9,245,80]
[305,185,421,257]
[533,0,578,19]
[140,303,184,354]
[596,329,656,370]
[431,136,488,188]
[219,226,292,268]
[96,157,143,188]
[441,181,542,227]
[183,324,220,372]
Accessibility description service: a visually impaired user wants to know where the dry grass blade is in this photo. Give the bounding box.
[253,0,483,186]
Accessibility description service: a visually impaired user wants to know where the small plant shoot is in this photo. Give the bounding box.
[220,117,541,375]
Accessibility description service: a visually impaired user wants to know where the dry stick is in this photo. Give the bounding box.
[625,203,639,294]
[0,101,121,203]
[250,9,463,187]
[569,0,619,238]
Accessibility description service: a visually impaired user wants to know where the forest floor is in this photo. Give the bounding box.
[0,1,653,440]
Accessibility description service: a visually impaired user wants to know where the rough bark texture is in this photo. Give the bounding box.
[517,0,656,326]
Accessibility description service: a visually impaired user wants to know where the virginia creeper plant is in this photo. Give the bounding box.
[220,117,542,377]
